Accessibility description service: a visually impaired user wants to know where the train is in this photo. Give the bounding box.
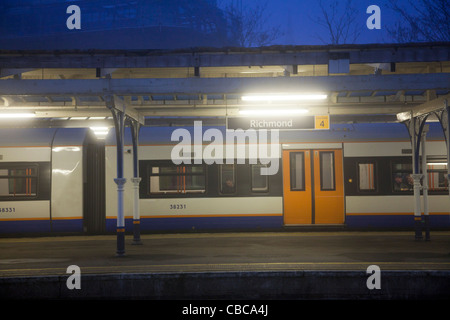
[0,121,448,235]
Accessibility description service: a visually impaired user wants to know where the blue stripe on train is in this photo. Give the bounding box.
[346,214,450,228]
[51,219,83,232]
[2,215,448,233]
[0,219,83,233]
[106,216,284,232]
[0,220,51,233]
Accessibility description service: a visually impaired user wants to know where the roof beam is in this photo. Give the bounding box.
[33,108,111,118]
[104,94,145,125]
[0,73,448,96]
[0,44,448,69]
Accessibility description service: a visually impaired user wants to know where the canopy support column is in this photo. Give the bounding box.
[107,98,127,257]
[406,114,429,240]
[446,102,450,199]
[421,125,430,241]
[130,120,142,245]
[398,97,450,240]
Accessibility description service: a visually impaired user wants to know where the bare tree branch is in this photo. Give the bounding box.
[311,0,361,44]
[387,0,450,42]
[223,1,283,47]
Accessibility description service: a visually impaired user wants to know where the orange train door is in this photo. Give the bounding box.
[283,149,344,225]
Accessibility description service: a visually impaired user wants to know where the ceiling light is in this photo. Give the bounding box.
[241,94,327,102]
[239,109,309,116]
[88,117,107,120]
[90,127,110,139]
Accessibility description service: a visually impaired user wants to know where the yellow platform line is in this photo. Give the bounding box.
[1,231,450,243]
[1,261,450,277]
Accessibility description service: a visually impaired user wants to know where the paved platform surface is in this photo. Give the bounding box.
[1,231,449,300]
[1,231,450,276]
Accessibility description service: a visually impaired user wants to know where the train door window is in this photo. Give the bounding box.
[320,151,335,190]
[427,162,448,192]
[219,164,236,194]
[149,167,176,194]
[149,164,206,195]
[185,166,206,193]
[0,166,38,198]
[392,162,413,192]
[358,163,376,191]
[251,164,268,192]
[289,152,305,191]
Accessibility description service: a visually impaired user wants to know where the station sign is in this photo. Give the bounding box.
[227,115,330,131]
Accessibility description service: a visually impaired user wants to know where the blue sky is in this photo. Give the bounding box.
[218,0,402,45]
[0,0,427,49]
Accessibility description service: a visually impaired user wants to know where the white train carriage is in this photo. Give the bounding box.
[103,122,449,232]
[0,121,448,235]
[104,125,284,232]
[0,128,104,234]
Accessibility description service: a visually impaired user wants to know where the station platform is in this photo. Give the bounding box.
[1,231,450,300]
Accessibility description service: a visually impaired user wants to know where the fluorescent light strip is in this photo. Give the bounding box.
[239,109,309,116]
[90,127,110,138]
[88,117,108,120]
[242,94,327,102]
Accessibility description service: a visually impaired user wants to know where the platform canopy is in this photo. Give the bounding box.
[0,42,449,127]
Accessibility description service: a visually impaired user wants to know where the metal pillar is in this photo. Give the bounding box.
[408,116,421,240]
[421,125,430,241]
[407,114,429,240]
[412,171,423,240]
[435,100,450,206]
[400,98,450,241]
[446,102,450,199]
[110,107,127,256]
[130,120,142,245]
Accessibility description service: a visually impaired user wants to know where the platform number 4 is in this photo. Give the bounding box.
[315,115,329,130]
[366,265,381,290]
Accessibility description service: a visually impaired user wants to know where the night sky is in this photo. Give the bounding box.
[0,0,438,49]
[218,0,395,45]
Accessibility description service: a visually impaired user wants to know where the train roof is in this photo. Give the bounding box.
[0,127,88,147]
[118,122,445,146]
[0,122,445,147]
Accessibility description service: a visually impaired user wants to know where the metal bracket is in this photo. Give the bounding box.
[104,94,145,125]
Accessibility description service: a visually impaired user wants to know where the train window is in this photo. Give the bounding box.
[219,164,236,194]
[149,164,206,195]
[290,152,305,191]
[392,162,413,192]
[251,164,268,192]
[0,166,38,198]
[358,163,376,191]
[320,151,335,191]
[427,162,448,191]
